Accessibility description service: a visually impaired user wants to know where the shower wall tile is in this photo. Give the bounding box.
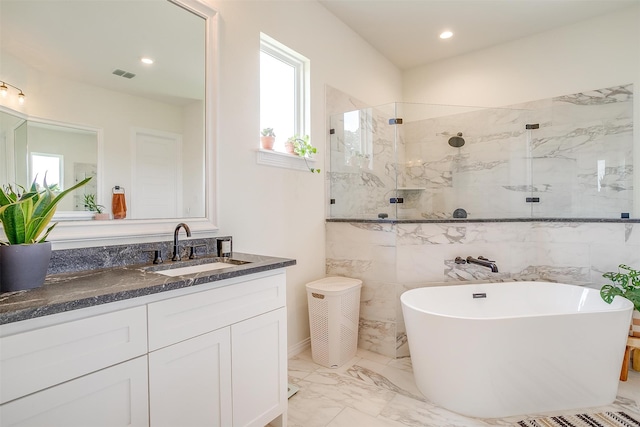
[528,221,627,244]
[325,84,369,117]
[327,220,635,359]
[358,318,396,358]
[360,280,397,323]
[589,243,640,281]
[395,245,448,283]
[326,222,396,245]
[626,224,640,245]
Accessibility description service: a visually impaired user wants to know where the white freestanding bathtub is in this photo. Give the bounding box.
[400,281,633,418]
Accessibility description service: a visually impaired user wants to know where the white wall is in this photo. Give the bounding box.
[208,0,402,352]
[403,5,640,107]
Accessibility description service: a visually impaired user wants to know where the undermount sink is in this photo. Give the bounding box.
[146,257,251,277]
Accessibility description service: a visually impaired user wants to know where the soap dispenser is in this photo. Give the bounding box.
[217,237,232,258]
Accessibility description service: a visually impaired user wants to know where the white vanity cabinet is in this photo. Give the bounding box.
[0,269,289,427]
[0,306,149,427]
[147,271,288,427]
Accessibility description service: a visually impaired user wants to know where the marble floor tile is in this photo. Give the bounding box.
[326,407,406,427]
[285,348,640,427]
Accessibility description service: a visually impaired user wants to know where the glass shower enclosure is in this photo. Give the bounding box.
[328,96,634,221]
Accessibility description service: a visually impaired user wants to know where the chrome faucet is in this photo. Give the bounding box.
[172,223,192,261]
[466,256,499,273]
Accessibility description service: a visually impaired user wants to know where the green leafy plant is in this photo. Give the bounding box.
[83,193,105,214]
[288,134,320,173]
[0,176,92,245]
[600,264,640,311]
[261,127,275,137]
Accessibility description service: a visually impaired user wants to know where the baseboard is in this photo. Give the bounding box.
[288,337,310,358]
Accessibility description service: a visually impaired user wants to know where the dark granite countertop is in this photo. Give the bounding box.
[0,253,296,325]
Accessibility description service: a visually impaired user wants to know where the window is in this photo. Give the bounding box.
[260,34,308,153]
[30,152,63,190]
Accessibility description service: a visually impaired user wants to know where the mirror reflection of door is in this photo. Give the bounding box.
[131,128,182,219]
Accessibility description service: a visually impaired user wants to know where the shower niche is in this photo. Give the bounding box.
[328,84,635,220]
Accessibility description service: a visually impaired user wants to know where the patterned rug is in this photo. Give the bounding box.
[517,411,640,427]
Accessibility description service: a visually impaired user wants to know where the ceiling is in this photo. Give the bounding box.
[318,0,640,70]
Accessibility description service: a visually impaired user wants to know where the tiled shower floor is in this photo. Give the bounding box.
[285,348,640,427]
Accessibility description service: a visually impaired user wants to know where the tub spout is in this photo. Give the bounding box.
[466,256,499,273]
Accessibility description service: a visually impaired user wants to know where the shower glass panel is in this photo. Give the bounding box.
[397,103,531,219]
[328,85,634,220]
[329,102,397,219]
[529,86,634,218]
[329,103,533,220]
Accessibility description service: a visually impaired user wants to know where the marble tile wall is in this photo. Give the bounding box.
[328,84,634,220]
[325,220,640,358]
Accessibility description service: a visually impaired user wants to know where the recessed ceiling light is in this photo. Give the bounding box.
[141,57,154,65]
[439,31,453,40]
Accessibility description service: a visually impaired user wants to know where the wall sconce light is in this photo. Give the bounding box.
[0,80,26,104]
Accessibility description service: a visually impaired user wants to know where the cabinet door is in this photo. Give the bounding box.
[0,356,149,427]
[1,305,147,404]
[232,308,287,427]
[149,327,232,427]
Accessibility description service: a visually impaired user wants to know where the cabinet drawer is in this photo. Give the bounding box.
[0,356,149,427]
[148,272,285,350]
[0,305,147,404]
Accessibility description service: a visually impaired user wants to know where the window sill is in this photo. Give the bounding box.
[256,148,317,172]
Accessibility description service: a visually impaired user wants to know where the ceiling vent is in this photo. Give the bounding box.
[112,69,136,79]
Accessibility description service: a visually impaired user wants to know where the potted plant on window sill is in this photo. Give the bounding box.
[0,176,92,293]
[287,134,321,173]
[260,128,276,150]
[600,264,640,337]
[84,193,109,220]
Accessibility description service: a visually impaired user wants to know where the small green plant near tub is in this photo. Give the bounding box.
[83,193,105,214]
[287,134,321,173]
[600,264,640,311]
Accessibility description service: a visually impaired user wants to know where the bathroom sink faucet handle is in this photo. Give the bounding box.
[478,256,495,262]
[143,249,163,264]
[189,244,207,260]
[454,257,467,264]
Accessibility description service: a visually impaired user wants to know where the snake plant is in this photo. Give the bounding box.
[0,176,91,245]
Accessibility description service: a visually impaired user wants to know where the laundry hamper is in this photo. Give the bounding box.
[306,277,362,368]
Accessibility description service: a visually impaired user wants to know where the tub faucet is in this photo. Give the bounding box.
[172,223,192,261]
[466,256,499,273]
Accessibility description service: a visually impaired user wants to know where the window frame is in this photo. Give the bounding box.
[259,33,309,152]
